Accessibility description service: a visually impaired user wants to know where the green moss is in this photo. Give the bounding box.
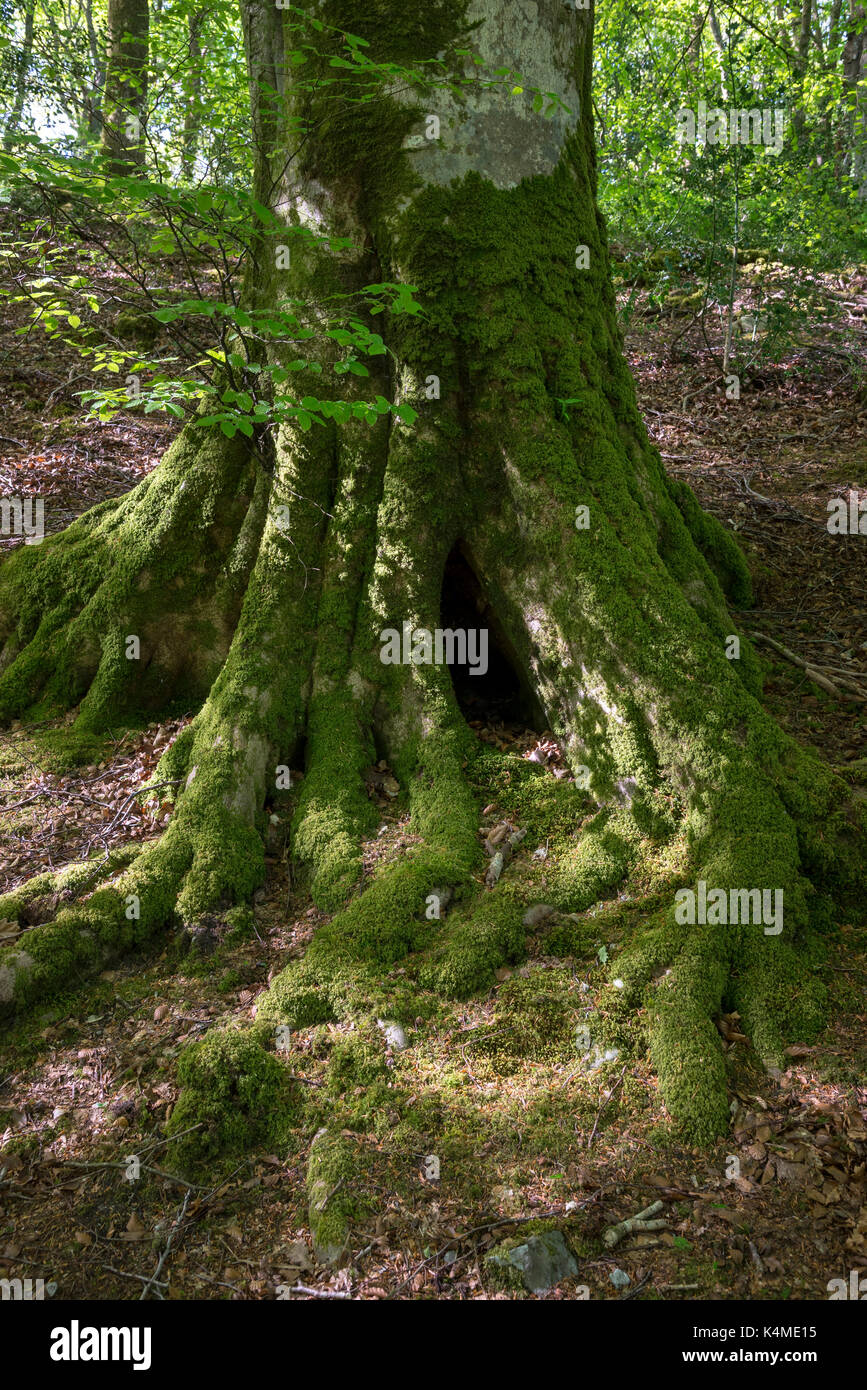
[467,745,591,843]
[319,1023,398,1132]
[647,932,731,1143]
[224,905,257,943]
[0,422,260,731]
[546,806,646,913]
[664,475,753,610]
[418,888,526,999]
[467,967,584,1078]
[290,0,474,228]
[0,844,143,926]
[114,309,160,346]
[166,1027,299,1170]
[484,1246,527,1293]
[306,1126,368,1264]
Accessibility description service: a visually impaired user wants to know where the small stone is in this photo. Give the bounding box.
[378,1020,407,1050]
[609,1268,631,1289]
[486,1231,578,1294]
[282,1240,311,1271]
[522,904,555,927]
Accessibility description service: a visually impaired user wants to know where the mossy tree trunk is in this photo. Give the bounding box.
[0,0,863,1147]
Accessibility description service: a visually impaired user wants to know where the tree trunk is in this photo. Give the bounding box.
[0,0,863,1159]
[844,2,867,196]
[100,0,149,171]
[83,0,106,147]
[2,0,37,152]
[180,8,205,181]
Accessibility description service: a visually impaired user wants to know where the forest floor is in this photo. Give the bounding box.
[0,223,865,1300]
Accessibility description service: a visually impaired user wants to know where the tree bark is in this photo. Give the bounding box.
[100,0,149,171]
[2,0,37,152]
[180,7,204,181]
[83,0,106,146]
[844,1,867,195]
[0,0,863,1156]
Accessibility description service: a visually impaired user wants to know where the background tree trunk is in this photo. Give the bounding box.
[83,0,106,147]
[180,7,204,181]
[844,1,867,195]
[0,0,863,1154]
[100,0,149,171]
[2,0,37,152]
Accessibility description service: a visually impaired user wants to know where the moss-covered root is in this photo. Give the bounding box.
[258,720,480,1028]
[0,844,144,925]
[0,422,262,731]
[0,437,329,1019]
[306,1127,358,1266]
[606,753,859,1143]
[0,827,187,1015]
[166,1025,299,1172]
[0,672,272,1016]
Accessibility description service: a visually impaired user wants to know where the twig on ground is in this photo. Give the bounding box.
[602,1199,668,1249]
[587,1063,628,1148]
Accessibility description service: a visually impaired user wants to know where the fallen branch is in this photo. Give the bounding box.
[602,1199,668,1249]
[286,1283,350,1299]
[102,1266,169,1289]
[140,1189,191,1300]
[750,632,867,702]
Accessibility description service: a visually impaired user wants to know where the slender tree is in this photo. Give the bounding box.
[2,0,37,152]
[180,6,204,180]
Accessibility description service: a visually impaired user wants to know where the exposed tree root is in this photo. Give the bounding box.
[0,424,263,731]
